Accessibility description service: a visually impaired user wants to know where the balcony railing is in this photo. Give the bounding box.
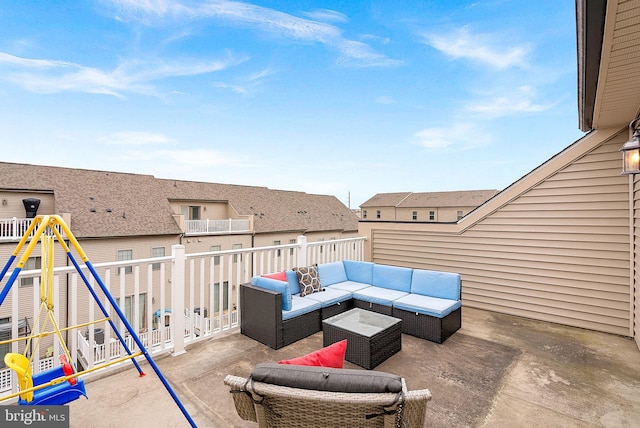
[0,235,366,397]
[0,218,35,241]
[184,219,250,235]
[0,218,64,241]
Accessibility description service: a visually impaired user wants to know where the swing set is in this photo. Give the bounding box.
[0,215,196,427]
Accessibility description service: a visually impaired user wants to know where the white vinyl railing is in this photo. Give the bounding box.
[0,218,62,241]
[184,219,250,235]
[0,235,366,397]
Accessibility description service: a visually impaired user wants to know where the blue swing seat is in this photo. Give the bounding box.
[5,353,87,405]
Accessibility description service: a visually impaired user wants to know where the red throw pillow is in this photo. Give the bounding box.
[278,340,347,368]
[261,271,287,282]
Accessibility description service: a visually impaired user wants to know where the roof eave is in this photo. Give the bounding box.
[576,0,608,132]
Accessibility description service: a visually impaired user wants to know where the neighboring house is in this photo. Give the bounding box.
[0,162,359,362]
[0,162,359,261]
[359,0,640,350]
[360,190,498,222]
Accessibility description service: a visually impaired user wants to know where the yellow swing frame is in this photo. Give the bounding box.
[0,216,195,426]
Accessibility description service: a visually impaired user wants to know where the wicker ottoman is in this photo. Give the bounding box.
[323,308,402,369]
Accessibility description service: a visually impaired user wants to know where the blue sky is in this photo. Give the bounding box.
[0,1,583,208]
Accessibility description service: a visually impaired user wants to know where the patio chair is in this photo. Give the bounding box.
[224,363,431,427]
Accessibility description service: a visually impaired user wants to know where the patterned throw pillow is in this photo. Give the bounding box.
[294,264,322,297]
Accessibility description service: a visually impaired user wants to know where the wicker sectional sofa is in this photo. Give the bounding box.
[240,260,462,349]
[224,363,432,427]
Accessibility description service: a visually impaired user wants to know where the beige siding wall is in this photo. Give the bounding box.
[168,201,234,219]
[0,240,69,335]
[365,206,475,222]
[0,192,55,218]
[360,129,634,337]
[634,174,640,349]
[362,207,395,221]
[395,207,471,222]
[181,234,252,253]
[253,230,359,248]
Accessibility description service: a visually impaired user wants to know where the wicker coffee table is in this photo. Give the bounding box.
[322,308,402,369]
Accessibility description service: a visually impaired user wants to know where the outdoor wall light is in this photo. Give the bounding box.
[620,117,640,174]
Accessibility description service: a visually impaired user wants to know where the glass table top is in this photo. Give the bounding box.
[322,308,400,338]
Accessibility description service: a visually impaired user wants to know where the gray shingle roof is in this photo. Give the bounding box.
[158,179,358,234]
[361,190,498,208]
[360,192,412,207]
[0,162,181,238]
[0,162,358,238]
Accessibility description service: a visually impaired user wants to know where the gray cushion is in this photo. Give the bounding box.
[250,363,402,393]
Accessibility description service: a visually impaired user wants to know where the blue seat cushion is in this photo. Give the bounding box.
[286,269,301,295]
[302,287,351,307]
[326,281,371,293]
[283,296,322,320]
[352,286,408,306]
[343,260,373,284]
[411,269,461,300]
[372,264,413,292]
[393,294,462,318]
[317,262,348,286]
[252,276,292,311]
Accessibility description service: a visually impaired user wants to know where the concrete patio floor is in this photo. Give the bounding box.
[66,307,640,427]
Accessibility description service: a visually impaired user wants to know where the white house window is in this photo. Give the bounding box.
[181,205,201,220]
[376,210,381,219]
[273,240,281,257]
[362,210,367,219]
[457,211,464,220]
[20,256,41,287]
[213,281,229,311]
[211,245,221,265]
[233,244,242,263]
[412,211,418,220]
[429,211,435,221]
[151,247,165,271]
[115,293,147,331]
[117,249,133,275]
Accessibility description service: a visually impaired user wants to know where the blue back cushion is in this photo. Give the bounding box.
[372,264,413,292]
[343,260,373,284]
[286,269,301,295]
[253,277,292,311]
[411,269,461,300]
[317,262,348,286]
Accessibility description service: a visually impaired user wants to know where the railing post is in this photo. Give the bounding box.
[171,244,186,356]
[296,235,307,267]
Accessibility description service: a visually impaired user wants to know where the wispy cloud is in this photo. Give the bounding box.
[414,122,493,150]
[0,51,245,96]
[213,66,274,95]
[360,34,391,45]
[99,131,175,145]
[156,148,248,167]
[376,96,396,105]
[301,9,348,24]
[212,81,248,94]
[108,0,398,67]
[337,40,403,67]
[423,27,529,69]
[465,85,556,118]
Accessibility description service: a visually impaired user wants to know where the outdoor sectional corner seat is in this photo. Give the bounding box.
[224,363,432,427]
[240,260,462,349]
